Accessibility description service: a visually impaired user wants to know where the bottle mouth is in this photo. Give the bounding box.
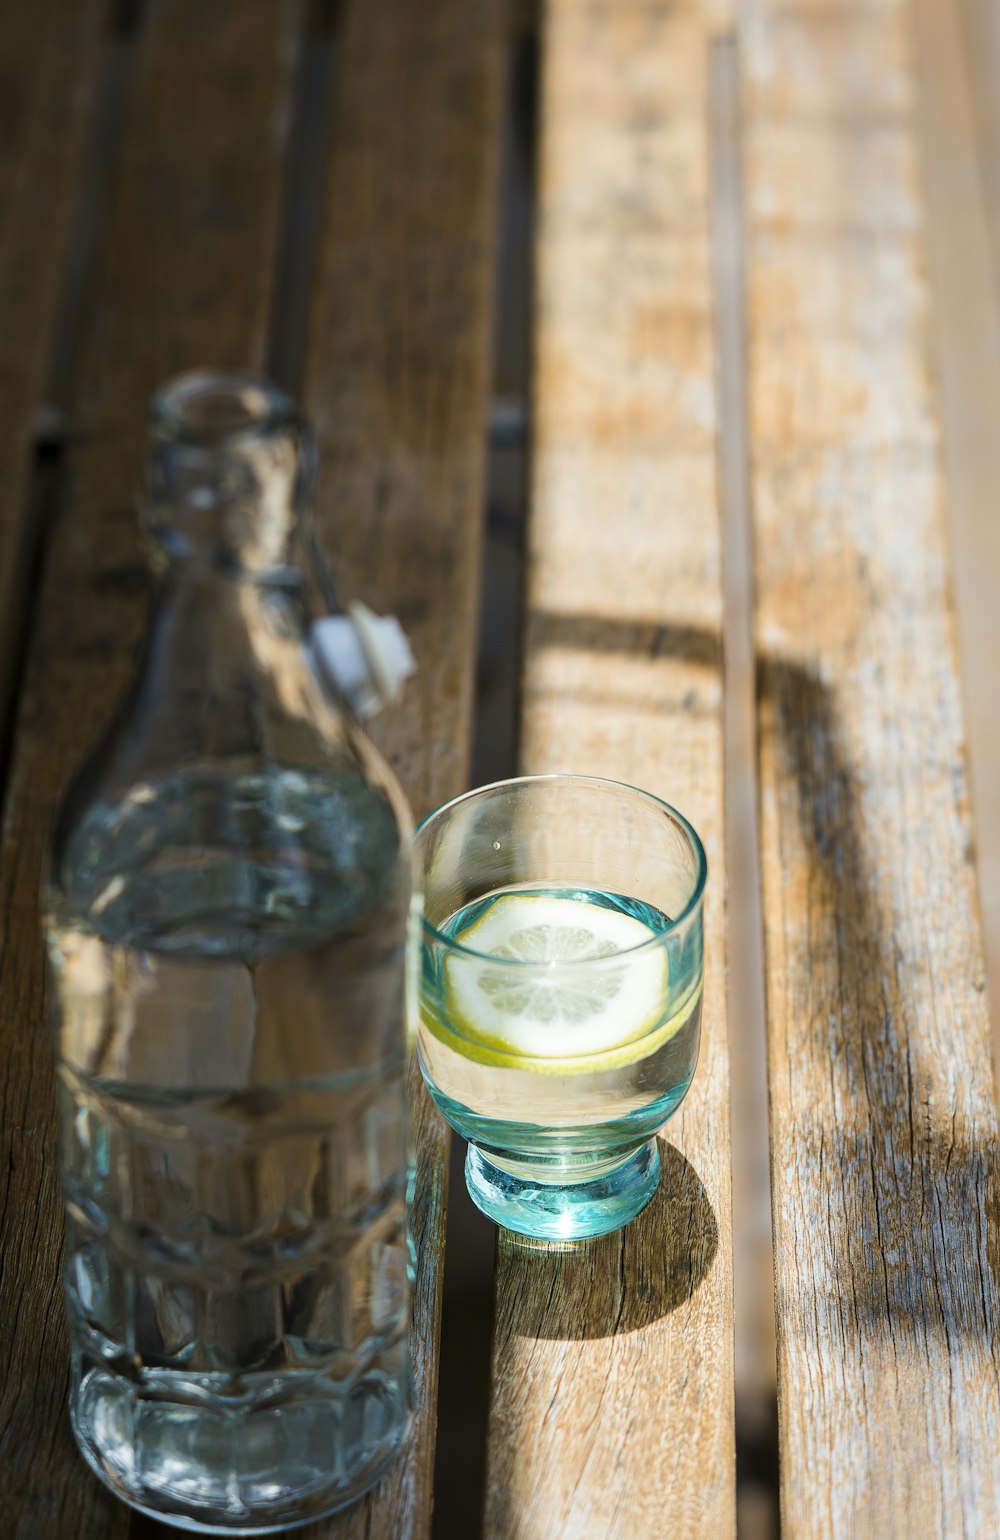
[145,371,315,573]
[151,371,300,447]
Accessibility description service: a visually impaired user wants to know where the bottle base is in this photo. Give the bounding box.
[465,1137,660,1240]
[71,1364,411,1534]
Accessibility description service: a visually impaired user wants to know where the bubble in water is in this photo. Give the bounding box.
[492,841,500,851]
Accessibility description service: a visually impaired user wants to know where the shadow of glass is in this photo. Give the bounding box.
[496,1138,718,1341]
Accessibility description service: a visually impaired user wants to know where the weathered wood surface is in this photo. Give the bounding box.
[300,0,504,1535]
[483,3,734,1536]
[744,0,1000,1533]
[0,6,303,1536]
[0,0,107,753]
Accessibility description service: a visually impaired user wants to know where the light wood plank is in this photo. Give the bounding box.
[300,1,504,1534]
[0,6,303,1536]
[0,0,107,755]
[483,4,733,1536]
[743,1,1000,1533]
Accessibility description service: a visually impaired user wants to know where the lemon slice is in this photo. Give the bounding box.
[433,892,693,1073]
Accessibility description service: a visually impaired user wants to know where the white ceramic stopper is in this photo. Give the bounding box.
[312,602,416,718]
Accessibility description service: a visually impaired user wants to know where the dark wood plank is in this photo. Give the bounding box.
[0,6,303,1536]
[483,3,734,1535]
[744,0,1000,1532]
[0,0,107,760]
[299,1,505,1533]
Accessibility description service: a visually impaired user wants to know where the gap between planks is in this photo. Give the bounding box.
[709,31,780,1540]
[914,0,1000,1088]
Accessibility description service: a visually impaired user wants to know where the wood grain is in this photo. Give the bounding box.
[0,6,303,1537]
[743,1,1000,1533]
[0,0,106,757]
[483,3,734,1536]
[299,3,504,1534]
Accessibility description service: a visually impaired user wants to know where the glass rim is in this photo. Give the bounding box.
[416,773,708,967]
[150,369,303,449]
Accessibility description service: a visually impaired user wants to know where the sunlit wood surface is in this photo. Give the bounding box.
[3,1,1000,1537]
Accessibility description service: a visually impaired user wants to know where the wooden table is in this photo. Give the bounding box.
[3,1,1000,1536]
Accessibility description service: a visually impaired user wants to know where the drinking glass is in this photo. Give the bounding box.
[416,775,706,1240]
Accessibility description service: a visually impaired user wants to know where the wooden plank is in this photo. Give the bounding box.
[300,2,504,1536]
[483,4,734,1536]
[743,1,1000,1534]
[0,0,107,758]
[0,6,303,1536]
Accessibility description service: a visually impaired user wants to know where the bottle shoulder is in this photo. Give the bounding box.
[47,565,415,954]
[50,756,411,956]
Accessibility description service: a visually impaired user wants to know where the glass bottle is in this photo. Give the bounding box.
[46,372,415,1532]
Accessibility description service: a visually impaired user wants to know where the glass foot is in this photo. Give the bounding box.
[464,1139,660,1240]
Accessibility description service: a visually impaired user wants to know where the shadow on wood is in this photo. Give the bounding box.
[495,1139,718,1341]
[527,609,722,671]
[760,653,1000,1357]
[509,604,999,1361]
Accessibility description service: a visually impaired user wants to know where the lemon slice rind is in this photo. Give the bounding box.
[422,975,701,1076]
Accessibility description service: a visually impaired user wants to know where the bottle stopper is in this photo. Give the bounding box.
[312,602,416,718]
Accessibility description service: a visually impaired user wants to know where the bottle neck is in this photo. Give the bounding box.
[145,372,314,579]
[122,373,355,772]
